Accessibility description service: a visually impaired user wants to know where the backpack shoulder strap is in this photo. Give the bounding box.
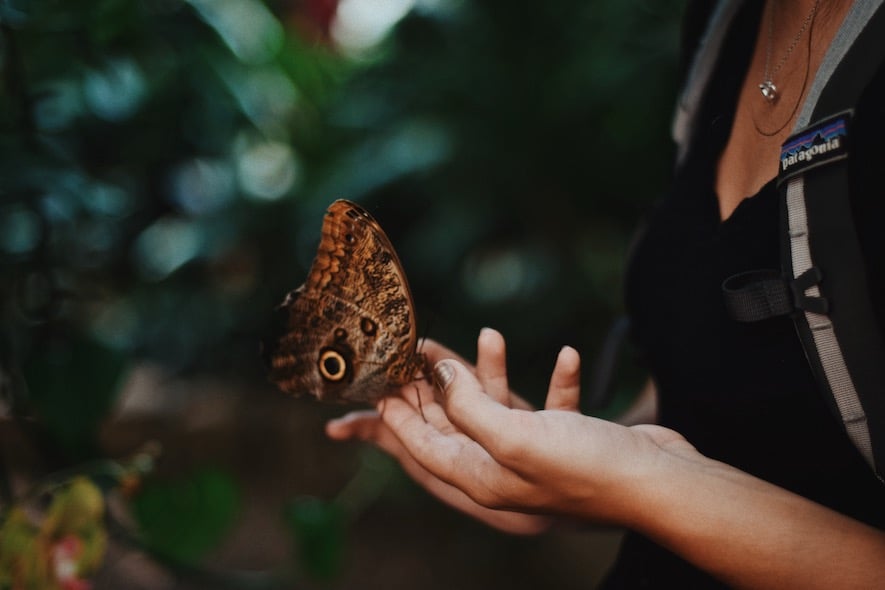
[718,2,885,479]
[780,0,885,480]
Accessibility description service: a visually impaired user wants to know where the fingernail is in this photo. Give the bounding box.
[479,326,497,340]
[433,361,455,391]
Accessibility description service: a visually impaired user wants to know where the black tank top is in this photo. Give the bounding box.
[603,3,885,587]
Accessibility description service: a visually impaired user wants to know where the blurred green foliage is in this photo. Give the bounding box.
[285,496,346,581]
[132,467,240,564]
[23,335,126,460]
[0,476,107,590]
[0,0,686,583]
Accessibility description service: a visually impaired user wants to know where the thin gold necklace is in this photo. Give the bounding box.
[759,0,821,102]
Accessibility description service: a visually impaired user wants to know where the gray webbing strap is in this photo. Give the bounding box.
[786,177,875,469]
[786,0,884,472]
[795,0,885,128]
[675,0,884,472]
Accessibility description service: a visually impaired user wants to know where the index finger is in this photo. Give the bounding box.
[475,328,510,406]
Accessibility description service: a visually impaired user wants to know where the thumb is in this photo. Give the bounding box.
[432,358,483,403]
[432,359,458,393]
[432,359,516,458]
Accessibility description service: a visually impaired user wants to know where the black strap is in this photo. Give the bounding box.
[722,267,828,322]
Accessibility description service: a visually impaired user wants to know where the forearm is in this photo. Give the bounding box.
[363,334,885,588]
[629,447,885,589]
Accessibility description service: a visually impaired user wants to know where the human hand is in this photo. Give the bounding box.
[333,328,885,588]
[328,328,694,531]
[326,328,550,533]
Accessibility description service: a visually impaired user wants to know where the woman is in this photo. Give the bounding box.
[327,1,885,587]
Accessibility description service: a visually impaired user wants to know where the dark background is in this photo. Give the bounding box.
[0,0,685,587]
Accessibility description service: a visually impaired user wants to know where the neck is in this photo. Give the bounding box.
[713,0,857,219]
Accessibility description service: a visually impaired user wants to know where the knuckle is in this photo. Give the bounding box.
[489,416,531,463]
[468,483,507,510]
[446,385,474,414]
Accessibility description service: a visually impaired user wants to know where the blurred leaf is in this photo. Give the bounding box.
[0,477,108,590]
[42,476,105,536]
[23,335,127,459]
[132,468,240,564]
[0,508,42,590]
[44,477,108,585]
[285,496,346,581]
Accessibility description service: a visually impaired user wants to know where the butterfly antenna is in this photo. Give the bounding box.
[414,384,427,423]
[418,311,434,349]
[413,312,435,383]
[412,313,437,422]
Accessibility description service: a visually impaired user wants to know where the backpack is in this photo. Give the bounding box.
[673,0,885,481]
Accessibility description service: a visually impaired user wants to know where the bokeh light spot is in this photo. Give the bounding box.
[236,140,300,201]
[134,217,204,280]
[189,0,283,64]
[170,158,236,215]
[331,0,416,55]
[83,58,147,121]
[0,204,42,256]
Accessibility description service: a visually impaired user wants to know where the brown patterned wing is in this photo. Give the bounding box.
[265,200,426,404]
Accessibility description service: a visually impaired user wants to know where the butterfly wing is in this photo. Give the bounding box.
[266,200,423,403]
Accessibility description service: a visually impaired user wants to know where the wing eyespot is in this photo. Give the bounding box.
[318,348,349,382]
[360,317,377,336]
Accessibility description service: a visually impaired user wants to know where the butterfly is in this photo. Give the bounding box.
[264,200,428,404]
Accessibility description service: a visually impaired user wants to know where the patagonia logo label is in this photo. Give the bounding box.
[778,111,851,186]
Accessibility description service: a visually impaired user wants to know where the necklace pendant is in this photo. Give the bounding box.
[759,80,778,102]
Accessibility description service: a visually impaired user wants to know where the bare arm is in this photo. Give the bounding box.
[329,329,885,588]
[636,443,885,589]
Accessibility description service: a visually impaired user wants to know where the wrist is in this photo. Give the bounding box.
[566,422,697,528]
[615,426,713,533]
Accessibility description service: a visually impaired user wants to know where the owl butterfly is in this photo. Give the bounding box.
[264,200,429,404]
